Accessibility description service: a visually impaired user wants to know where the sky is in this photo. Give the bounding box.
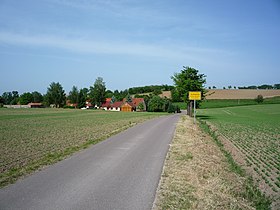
[0,0,279,94]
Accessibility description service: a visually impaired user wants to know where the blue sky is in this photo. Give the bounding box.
[0,0,279,94]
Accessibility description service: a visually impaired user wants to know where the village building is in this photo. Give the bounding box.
[28,103,43,108]
[100,98,146,112]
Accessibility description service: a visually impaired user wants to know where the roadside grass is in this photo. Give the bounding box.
[153,115,257,210]
[173,96,280,110]
[197,104,280,209]
[0,108,166,187]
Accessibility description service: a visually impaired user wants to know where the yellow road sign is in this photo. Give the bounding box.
[189,91,201,100]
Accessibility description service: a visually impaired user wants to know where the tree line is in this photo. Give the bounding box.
[208,84,280,90]
[0,77,181,112]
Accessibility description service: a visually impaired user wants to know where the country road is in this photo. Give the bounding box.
[0,114,181,210]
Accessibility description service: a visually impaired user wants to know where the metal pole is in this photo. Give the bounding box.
[194,100,196,124]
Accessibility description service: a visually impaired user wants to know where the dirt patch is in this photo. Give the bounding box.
[153,116,255,209]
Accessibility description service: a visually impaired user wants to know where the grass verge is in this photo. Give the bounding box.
[153,115,266,210]
[199,120,271,209]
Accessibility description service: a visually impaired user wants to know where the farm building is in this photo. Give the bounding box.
[121,102,135,112]
[100,98,146,112]
[28,103,43,108]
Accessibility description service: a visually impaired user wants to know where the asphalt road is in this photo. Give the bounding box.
[0,114,180,210]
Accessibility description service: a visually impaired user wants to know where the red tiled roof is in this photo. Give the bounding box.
[101,101,111,108]
[111,101,123,108]
[132,98,144,106]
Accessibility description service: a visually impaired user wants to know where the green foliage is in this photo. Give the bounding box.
[19,92,33,105]
[89,77,106,106]
[128,85,174,95]
[2,92,13,105]
[274,84,280,89]
[68,86,79,105]
[78,88,88,108]
[148,95,165,112]
[255,95,264,103]
[126,94,132,102]
[171,66,206,103]
[167,102,176,113]
[153,89,162,95]
[137,102,145,111]
[32,91,43,103]
[105,90,114,98]
[171,89,181,102]
[45,82,66,108]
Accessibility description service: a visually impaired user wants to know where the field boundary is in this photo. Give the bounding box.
[0,120,143,188]
[199,120,273,209]
[153,115,268,209]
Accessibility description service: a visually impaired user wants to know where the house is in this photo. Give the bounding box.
[66,100,78,108]
[101,98,112,110]
[98,97,146,112]
[121,102,135,112]
[111,101,123,111]
[28,103,43,108]
[132,98,146,111]
[85,100,94,109]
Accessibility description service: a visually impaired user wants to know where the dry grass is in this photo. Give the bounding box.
[153,115,254,210]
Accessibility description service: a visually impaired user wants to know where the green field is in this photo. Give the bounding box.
[0,108,165,187]
[197,104,280,202]
[174,96,280,110]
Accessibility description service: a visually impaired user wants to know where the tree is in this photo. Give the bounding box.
[255,95,264,103]
[167,101,176,113]
[11,91,19,105]
[126,94,132,102]
[171,66,206,115]
[32,91,43,103]
[212,86,216,89]
[111,95,116,104]
[89,77,106,106]
[105,90,114,98]
[274,84,280,89]
[19,92,33,105]
[228,85,232,89]
[171,89,181,102]
[78,88,89,108]
[45,82,66,108]
[68,86,79,106]
[0,96,4,107]
[148,95,164,112]
[258,84,273,89]
[137,102,145,111]
[1,92,13,105]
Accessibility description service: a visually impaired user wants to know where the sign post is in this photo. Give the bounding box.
[189,91,201,124]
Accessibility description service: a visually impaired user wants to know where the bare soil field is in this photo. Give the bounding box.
[159,89,280,100]
[0,109,165,187]
[205,89,280,99]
